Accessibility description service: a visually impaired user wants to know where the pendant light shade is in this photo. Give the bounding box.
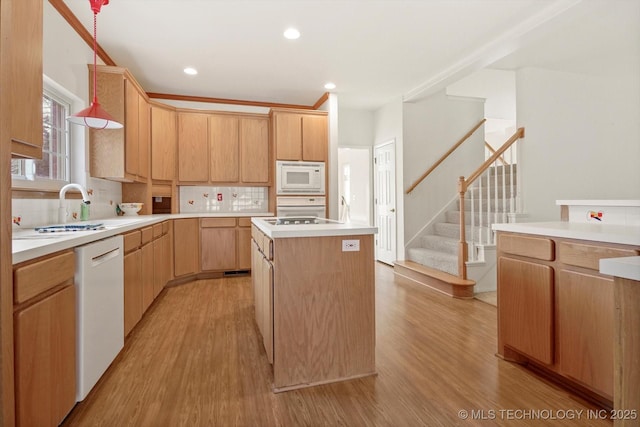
[67,0,123,129]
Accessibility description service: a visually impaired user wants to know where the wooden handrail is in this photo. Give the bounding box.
[406,118,486,194]
[457,126,525,279]
[484,142,508,166]
[460,128,524,193]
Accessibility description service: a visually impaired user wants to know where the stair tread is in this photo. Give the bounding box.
[395,260,474,286]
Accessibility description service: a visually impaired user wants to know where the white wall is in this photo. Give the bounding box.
[338,108,374,147]
[516,67,640,221]
[373,97,404,259]
[337,147,371,225]
[402,91,485,242]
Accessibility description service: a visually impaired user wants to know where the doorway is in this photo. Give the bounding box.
[374,141,396,265]
[337,147,371,225]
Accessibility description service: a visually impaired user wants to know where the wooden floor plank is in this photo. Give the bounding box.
[62,264,611,426]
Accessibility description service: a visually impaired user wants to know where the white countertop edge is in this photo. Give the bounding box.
[600,257,640,281]
[492,222,640,246]
[13,212,275,264]
[556,199,640,207]
[252,218,377,239]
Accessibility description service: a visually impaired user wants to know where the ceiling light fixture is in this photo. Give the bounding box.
[283,28,300,40]
[67,0,123,129]
[183,67,198,76]
[324,82,336,90]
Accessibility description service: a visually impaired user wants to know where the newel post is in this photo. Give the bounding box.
[458,176,468,280]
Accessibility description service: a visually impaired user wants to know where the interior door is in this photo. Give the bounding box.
[374,141,396,265]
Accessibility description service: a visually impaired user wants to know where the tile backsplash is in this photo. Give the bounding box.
[12,177,122,229]
[179,186,268,213]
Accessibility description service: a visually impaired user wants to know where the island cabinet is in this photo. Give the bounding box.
[177,111,269,185]
[151,104,177,181]
[251,218,376,392]
[271,109,328,162]
[89,65,149,183]
[497,232,639,403]
[10,0,43,159]
[200,217,253,272]
[13,250,76,427]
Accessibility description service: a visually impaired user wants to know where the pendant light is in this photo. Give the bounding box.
[67,0,123,129]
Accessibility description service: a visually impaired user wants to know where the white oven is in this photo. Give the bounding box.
[276,196,326,218]
[276,161,325,195]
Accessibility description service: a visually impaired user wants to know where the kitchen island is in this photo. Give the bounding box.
[251,217,377,392]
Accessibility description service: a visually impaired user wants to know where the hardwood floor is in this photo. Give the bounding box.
[62,263,611,426]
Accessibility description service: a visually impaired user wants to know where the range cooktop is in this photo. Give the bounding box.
[266,217,336,225]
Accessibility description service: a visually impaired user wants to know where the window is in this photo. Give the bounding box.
[12,88,71,188]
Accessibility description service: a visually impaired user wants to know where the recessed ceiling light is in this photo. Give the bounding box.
[283,28,300,40]
[324,82,336,90]
[183,67,198,76]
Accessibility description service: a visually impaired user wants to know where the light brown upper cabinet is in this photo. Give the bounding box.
[178,112,209,182]
[138,95,150,179]
[240,117,270,183]
[209,114,240,182]
[89,66,149,182]
[10,0,43,159]
[151,105,177,181]
[272,109,328,162]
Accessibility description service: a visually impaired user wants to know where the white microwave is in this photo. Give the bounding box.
[276,161,325,195]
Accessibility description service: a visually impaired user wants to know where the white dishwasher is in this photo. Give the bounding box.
[74,235,124,401]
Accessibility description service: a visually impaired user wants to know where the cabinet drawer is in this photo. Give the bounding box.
[152,223,163,239]
[162,220,170,235]
[238,217,252,227]
[14,251,75,304]
[498,234,555,261]
[558,242,638,271]
[201,217,236,228]
[123,230,141,253]
[140,226,153,245]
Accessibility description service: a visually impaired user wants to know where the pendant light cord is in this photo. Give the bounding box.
[92,10,98,104]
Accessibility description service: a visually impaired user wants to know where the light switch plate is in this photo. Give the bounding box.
[342,239,360,252]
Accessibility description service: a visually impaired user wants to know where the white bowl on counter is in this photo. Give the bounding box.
[119,203,143,216]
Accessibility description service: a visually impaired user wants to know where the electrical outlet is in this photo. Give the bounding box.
[342,239,360,252]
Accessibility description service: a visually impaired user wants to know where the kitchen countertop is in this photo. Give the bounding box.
[600,256,640,281]
[252,217,377,239]
[12,212,273,264]
[492,221,640,246]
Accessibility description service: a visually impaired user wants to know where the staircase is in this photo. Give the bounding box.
[397,164,518,298]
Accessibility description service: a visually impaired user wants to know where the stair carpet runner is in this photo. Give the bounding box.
[407,164,516,276]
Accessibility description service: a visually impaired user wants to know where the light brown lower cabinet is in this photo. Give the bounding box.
[174,218,199,277]
[251,233,274,364]
[15,286,76,427]
[200,217,253,272]
[497,231,639,404]
[124,249,143,336]
[141,242,154,312]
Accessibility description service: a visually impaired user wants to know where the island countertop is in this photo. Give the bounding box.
[251,217,377,239]
[492,221,640,246]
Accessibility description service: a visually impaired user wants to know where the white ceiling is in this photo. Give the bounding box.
[63,0,639,110]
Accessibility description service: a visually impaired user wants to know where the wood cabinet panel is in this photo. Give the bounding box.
[15,285,76,427]
[173,218,199,277]
[498,257,554,364]
[10,0,43,158]
[123,230,142,253]
[201,228,237,271]
[274,113,302,160]
[239,218,252,227]
[209,115,239,182]
[13,251,75,304]
[238,228,252,270]
[240,117,269,183]
[140,226,153,245]
[261,256,274,364]
[558,242,638,271]
[138,94,150,179]
[558,270,614,397]
[124,250,142,336]
[141,243,154,313]
[301,114,328,162]
[498,233,555,261]
[201,217,236,228]
[151,106,177,181]
[178,112,209,182]
[125,79,139,177]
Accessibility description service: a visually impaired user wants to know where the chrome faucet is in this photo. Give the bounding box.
[59,183,90,223]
